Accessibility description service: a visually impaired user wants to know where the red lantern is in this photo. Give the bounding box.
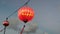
[3,20,9,26]
[18,6,34,23]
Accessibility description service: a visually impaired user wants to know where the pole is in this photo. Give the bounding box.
[4,26,6,34]
[20,25,25,34]
[3,18,8,34]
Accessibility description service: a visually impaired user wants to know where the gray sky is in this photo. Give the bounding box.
[0,0,60,34]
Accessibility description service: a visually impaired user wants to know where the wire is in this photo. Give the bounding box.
[6,0,30,19]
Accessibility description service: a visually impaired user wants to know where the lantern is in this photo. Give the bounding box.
[3,20,9,26]
[18,6,34,23]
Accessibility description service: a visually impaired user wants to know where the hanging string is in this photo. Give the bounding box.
[6,0,30,18]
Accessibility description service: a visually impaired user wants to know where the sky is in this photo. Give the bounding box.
[0,0,60,34]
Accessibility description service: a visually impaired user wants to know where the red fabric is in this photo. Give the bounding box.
[3,20,9,26]
[18,6,34,22]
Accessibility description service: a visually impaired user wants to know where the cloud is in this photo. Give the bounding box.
[0,26,4,32]
[43,32,48,34]
[7,18,20,31]
[23,23,38,33]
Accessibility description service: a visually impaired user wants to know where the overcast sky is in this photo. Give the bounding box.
[0,0,60,34]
